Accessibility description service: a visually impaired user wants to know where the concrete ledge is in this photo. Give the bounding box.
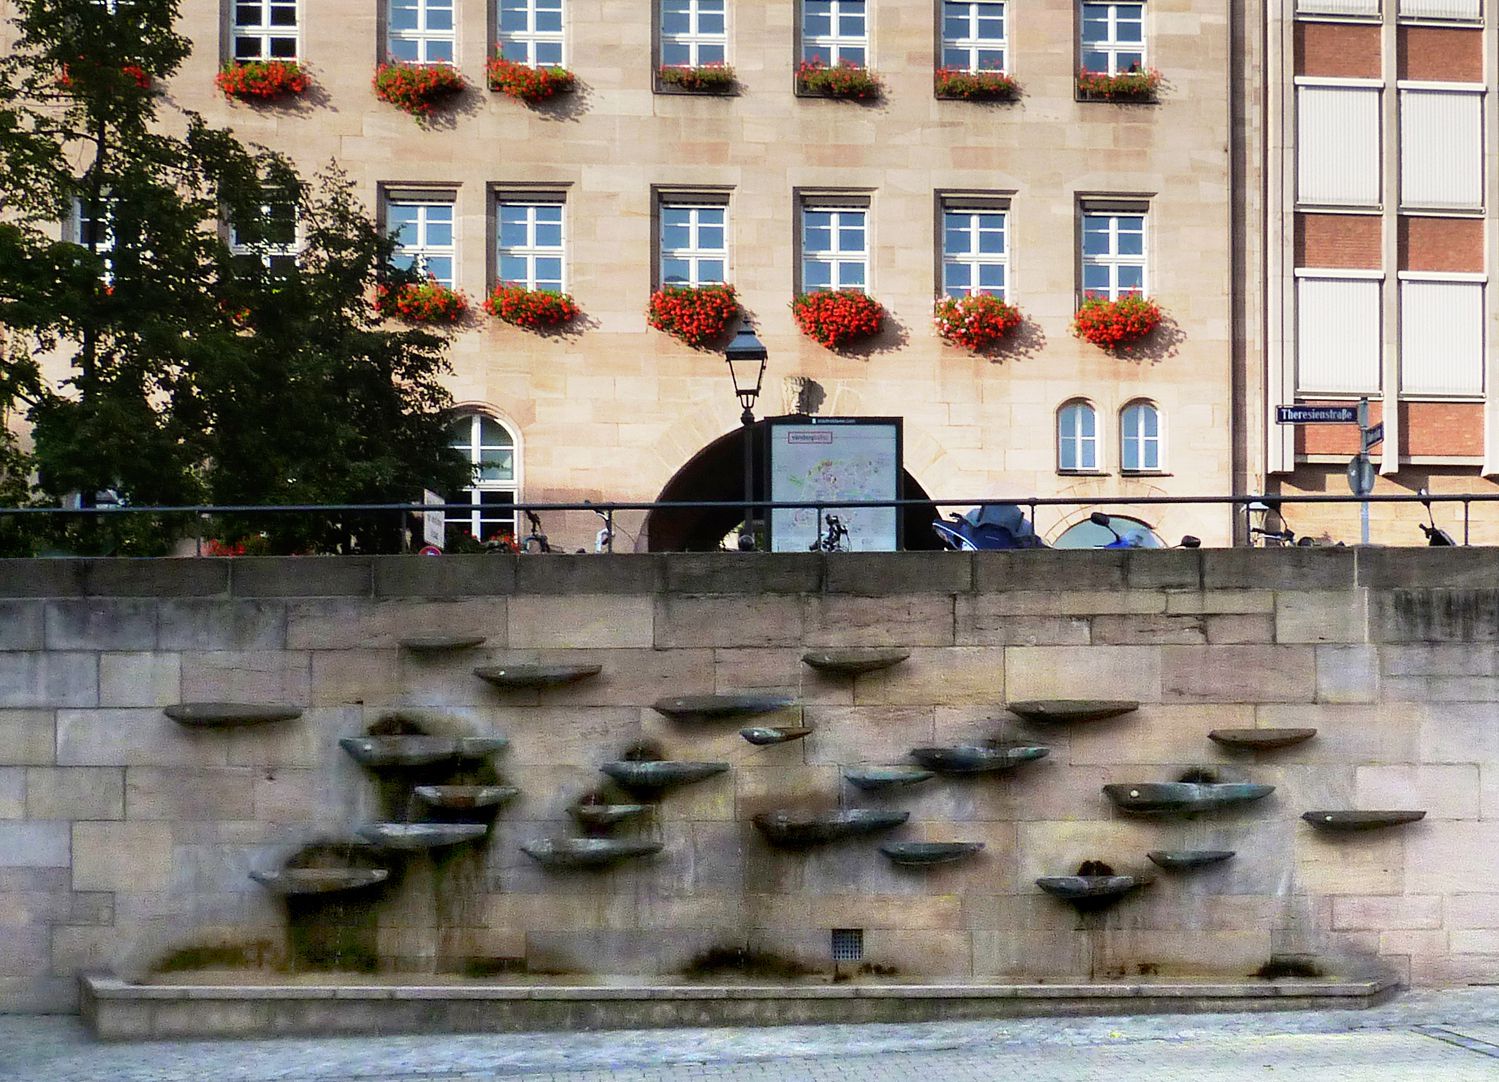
[81,974,1398,1040]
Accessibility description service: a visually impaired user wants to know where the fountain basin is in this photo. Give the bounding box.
[1147,850,1236,871]
[398,634,486,653]
[1209,728,1317,751]
[740,726,813,746]
[570,803,649,828]
[843,766,935,791]
[1007,700,1139,724]
[163,703,302,728]
[1301,810,1427,832]
[909,744,1050,773]
[600,761,729,791]
[880,841,984,866]
[752,808,909,848]
[249,868,389,895]
[473,664,602,689]
[413,785,519,810]
[1037,874,1151,910]
[801,649,911,676]
[356,823,488,849]
[652,694,795,720]
[520,838,663,868]
[339,736,507,768]
[1104,782,1275,815]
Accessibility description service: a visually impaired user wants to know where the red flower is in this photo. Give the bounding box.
[1075,67,1162,101]
[790,290,885,350]
[372,62,466,117]
[485,56,576,103]
[373,279,469,323]
[1071,293,1162,351]
[57,59,154,92]
[933,293,1023,352]
[216,60,310,101]
[658,63,736,93]
[934,67,1021,101]
[795,58,882,100]
[646,284,739,348]
[484,284,580,330]
[121,64,152,89]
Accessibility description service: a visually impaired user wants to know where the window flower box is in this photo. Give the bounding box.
[372,62,466,117]
[934,294,1023,352]
[216,60,310,102]
[1071,293,1162,351]
[647,284,739,348]
[58,61,154,92]
[791,290,885,350]
[486,56,576,103]
[935,67,1020,102]
[1075,67,1162,102]
[485,284,580,330]
[658,63,736,93]
[795,59,882,101]
[374,280,469,324]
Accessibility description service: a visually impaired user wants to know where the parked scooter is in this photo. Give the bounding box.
[1417,488,1455,546]
[933,506,1199,551]
[1091,511,1201,549]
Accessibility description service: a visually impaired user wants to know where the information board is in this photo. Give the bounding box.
[767,417,902,552]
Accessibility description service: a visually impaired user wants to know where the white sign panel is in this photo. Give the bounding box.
[768,419,901,552]
[422,489,445,549]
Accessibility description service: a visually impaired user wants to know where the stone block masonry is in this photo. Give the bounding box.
[0,548,1494,1014]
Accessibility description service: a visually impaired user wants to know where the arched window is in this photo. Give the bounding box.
[1057,401,1098,472]
[1120,400,1161,472]
[445,413,518,545]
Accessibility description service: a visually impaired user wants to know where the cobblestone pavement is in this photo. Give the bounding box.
[7,989,1499,1081]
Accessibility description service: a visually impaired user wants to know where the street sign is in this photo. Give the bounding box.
[1346,454,1376,497]
[422,489,445,549]
[1361,421,1384,452]
[1277,405,1358,424]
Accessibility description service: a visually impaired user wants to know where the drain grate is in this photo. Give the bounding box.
[831,928,864,962]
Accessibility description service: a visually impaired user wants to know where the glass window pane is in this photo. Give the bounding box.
[534,257,563,286]
[979,264,1005,292]
[1081,49,1109,71]
[838,225,864,252]
[945,218,971,254]
[500,220,527,248]
[943,11,967,38]
[1117,265,1144,292]
[662,257,691,284]
[426,39,454,61]
[804,44,831,63]
[535,42,563,64]
[839,45,866,64]
[661,41,691,64]
[1082,265,1110,292]
[499,254,529,282]
[1143,408,1158,437]
[426,6,453,30]
[945,263,972,292]
[390,2,419,29]
[804,8,831,35]
[535,220,562,247]
[423,255,453,283]
[479,416,512,446]
[426,221,453,247]
[535,8,562,30]
[663,222,690,249]
[499,2,527,31]
[388,38,418,59]
[839,261,865,287]
[941,46,967,67]
[977,15,1003,38]
[698,224,724,250]
[269,37,296,56]
[804,261,832,289]
[805,225,831,252]
[1082,221,1111,255]
[271,5,296,25]
[698,43,726,63]
[976,48,1004,68]
[697,259,725,283]
[699,10,725,33]
[1117,49,1144,70]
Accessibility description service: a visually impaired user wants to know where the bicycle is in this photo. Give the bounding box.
[808,513,850,553]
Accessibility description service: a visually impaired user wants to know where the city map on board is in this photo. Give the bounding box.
[768,420,901,552]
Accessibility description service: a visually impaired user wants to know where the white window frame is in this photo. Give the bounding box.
[660,0,728,68]
[659,200,729,287]
[801,0,869,67]
[387,195,457,287]
[1080,209,1148,300]
[1079,0,1145,75]
[1058,400,1100,473]
[388,0,457,64]
[941,202,1009,299]
[497,198,566,291]
[800,201,869,293]
[229,198,301,272]
[1120,400,1162,472]
[941,1,1007,73]
[71,196,115,283]
[229,0,300,62]
[497,0,565,67]
[446,413,520,544]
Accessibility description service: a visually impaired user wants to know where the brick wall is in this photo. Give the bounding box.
[1398,26,1484,83]
[1295,399,1382,456]
[1402,401,1485,457]
[1400,217,1485,273]
[1297,214,1382,270]
[1296,22,1382,79]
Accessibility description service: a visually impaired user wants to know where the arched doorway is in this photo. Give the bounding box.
[644,421,942,552]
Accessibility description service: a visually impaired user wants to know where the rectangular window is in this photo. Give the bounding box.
[497,197,565,291]
[1401,279,1484,395]
[230,198,300,274]
[1080,1,1144,75]
[387,193,456,286]
[1059,404,1098,472]
[661,0,727,67]
[71,197,115,283]
[1080,210,1146,299]
[1397,0,1480,18]
[1297,85,1381,207]
[1296,274,1382,393]
[941,1,1006,72]
[660,201,728,287]
[801,201,868,292]
[498,0,564,66]
[388,0,456,63]
[1400,90,1483,211]
[941,204,1007,298]
[231,0,298,61]
[802,0,867,66]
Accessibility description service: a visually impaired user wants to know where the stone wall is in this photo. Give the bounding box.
[2,548,1497,1013]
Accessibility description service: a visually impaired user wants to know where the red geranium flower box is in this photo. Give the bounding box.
[933,293,1023,352]
[796,59,882,100]
[485,284,580,330]
[373,62,466,116]
[935,67,1021,101]
[658,63,736,93]
[647,284,739,348]
[373,280,469,324]
[216,60,310,102]
[486,56,576,103]
[1076,67,1162,102]
[791,290,885,350]
[1071,293,1162,351]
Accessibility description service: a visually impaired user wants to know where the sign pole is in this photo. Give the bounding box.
[1357,399,1370,545]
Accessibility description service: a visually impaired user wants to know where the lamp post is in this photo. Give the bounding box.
[725,320,768,551]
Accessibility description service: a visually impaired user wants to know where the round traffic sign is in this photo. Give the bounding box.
[1346,455,1376,497]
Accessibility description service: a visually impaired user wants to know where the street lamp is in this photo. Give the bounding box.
[725,320,768,550]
